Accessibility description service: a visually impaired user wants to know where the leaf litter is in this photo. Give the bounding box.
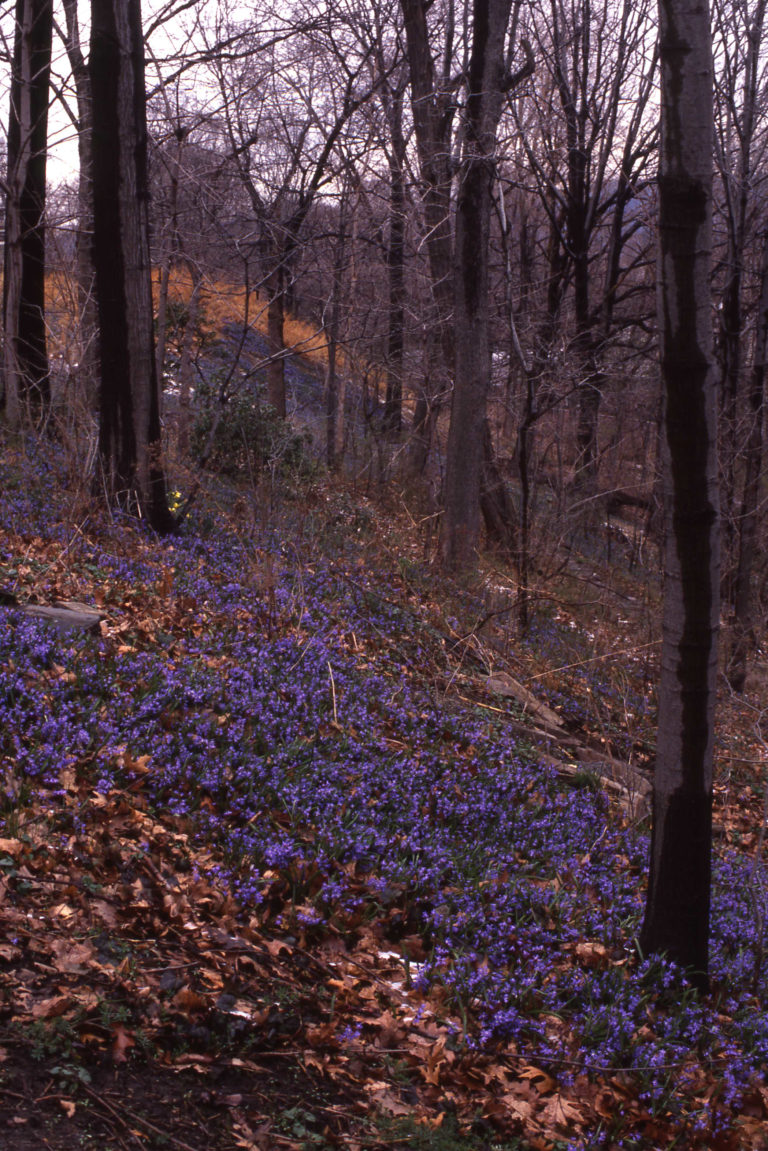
[1,451,768,1148]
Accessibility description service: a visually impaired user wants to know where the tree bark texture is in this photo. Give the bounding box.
[383,84,407,436]
[399,0,456,377]
[728,230,768,691]
[266,263,287,419]
[439,0,514,568]
[714,0,767,606]
[2,0,52,428]
[399,0,457,469]
[640,0,719,989]
[62,0,98,410]
[480,419,516,552]
[325,211,346,471]
[90,0,173,533]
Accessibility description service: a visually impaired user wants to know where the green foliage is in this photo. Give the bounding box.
[276,1105,330,1146]
[51,1061,93,1088]
[160,296,216,353]
[164,298,193,335]
[24,1016,81,1062]
[192,381,316,489]
[567,767,603,792]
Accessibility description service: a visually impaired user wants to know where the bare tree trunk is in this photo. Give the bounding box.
[266,263,286,419]
[574,359,602,486]
[62,0,97,411]
[155,263,171,393]
[728,230,768,691]
[383,83,407,436]
[2,0,52,428]
[325,318,340,471]
[714,0,767,605]
[90,0,173,533]
[517,380,535,627]
[640,0,718,990]
[324,180,350,472]
[440,0,520,568]
[480,420,516,551]
[399,0,456,460]
[548,2,596,486]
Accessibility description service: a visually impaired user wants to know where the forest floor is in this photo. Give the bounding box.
[0,439,768,1151]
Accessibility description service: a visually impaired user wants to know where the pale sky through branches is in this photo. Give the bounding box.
[0,0,222,185]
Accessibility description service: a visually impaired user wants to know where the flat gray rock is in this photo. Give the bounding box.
[16,604,104,634]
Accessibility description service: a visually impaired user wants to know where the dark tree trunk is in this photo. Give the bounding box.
[325,209,347,471]
[383,86,407,436]
[400,0,456,457]
[439,0,515,569]
[570,142,597,482]
[480,420,516,551]
[550,8,597,486]
[640,0,719,990]
[400,0,526,546]
[2,0,53,428]
[517,380,535,628]
[409,389,436,477]
[325,320,340,471]
[574,359,602,485]
[90,0,173,533]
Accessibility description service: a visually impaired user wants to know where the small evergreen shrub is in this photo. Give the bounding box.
[192,381,315,487]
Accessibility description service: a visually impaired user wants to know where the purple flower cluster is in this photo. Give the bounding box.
[1,456,766,1145]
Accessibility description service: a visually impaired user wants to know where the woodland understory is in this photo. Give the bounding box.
[0,0,767,1145]
[0,427,767,1151]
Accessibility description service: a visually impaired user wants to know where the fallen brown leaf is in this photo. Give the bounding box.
[518,1065,557,1094]
[50,938,96,973]
[540,1093,584,1131]
[32,995,74,1019]
[574,940,610,969]
[501,1093,535,1122]
[111,1023,136,1063]
[368,1084,412,1117]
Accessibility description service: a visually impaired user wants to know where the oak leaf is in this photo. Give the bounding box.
[368,1083,412,1117]
[518,1065,557,1094]
[51,938,96,973]
[501,1093,535,1122]
[540,1093,584,1131]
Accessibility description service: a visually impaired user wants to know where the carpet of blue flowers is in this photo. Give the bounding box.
[1,452,767,1148]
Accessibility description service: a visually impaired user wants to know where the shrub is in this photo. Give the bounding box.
[191,381,315,487]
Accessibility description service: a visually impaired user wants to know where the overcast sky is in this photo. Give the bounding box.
[0,0,220,185]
